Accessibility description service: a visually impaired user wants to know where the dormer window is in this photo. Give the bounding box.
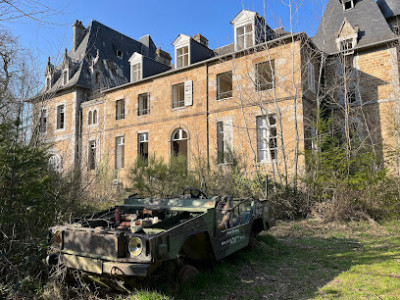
[342,0,354,11]
[231,10,259,51]
[129,53,143,82]
[176,46,189,68]
[340,38,354,54]
[236,24,254,50]
[116,50,123,58]
[131,63,142,82]
[172,34,191,69]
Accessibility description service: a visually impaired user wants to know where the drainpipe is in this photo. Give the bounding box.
[206,63,210,170]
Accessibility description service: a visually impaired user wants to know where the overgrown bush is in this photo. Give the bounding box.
[0,120,94,297]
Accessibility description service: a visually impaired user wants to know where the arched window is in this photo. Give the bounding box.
[171,128,188,158]
[93,110,98,124]
[88,111,93,125]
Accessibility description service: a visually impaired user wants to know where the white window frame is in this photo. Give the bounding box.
[129,53,143,83]
[131,63,142,82]
[138,132,149,161]
[307,62,316,93]
[257,114,278,164]
[176,46,189,68]
[173,34,191,69]
[216,119,234,164]
[235,23,254,51]
[115,135,125,169]
[172,81,193,109]
[55,102,66,132]
[88,139,97,171]
[138,93,150,116]
[342,0,354,11]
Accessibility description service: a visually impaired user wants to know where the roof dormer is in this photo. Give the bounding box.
[231,10,273,51]
[341,0,355,11]
[173,34,191,69]
[335,18,359,54]
[61,49,71,86]
[129,52,143,82]
[231,10,257,51]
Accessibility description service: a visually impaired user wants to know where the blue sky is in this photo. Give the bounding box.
[6,0,328,70]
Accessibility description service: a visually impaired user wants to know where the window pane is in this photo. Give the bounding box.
[138,133,149,162]
[57,105,65,129]
[172,83,185,108]
[138,93,149,116]
[115,136,125,169]
[116,99,125,120]
[217,71,233,100]
[256,61,275,91]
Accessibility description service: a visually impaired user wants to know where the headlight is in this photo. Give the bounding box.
[128,237,143,256]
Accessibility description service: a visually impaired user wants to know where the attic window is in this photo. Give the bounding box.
[236,24,254,50]
[176,46,189,68]
[340,38,354,54]
[116,50,123,58]
[342,0,354,11]
[131,62,142,82]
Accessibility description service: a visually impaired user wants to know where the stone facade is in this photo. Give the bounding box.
[30,2,400,189]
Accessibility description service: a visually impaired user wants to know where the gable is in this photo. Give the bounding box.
[230,10,257,25]
[337,18,358,39]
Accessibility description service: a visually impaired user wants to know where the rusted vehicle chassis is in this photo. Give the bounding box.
[47,191,274,278]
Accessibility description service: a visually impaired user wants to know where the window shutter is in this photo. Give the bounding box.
[184,80,193,106]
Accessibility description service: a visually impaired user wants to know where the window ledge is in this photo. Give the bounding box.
[216,96,233,102]
[55,128,66,133]
[257,160,276,165]
[172,106,186,111]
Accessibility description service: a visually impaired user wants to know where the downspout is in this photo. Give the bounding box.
[206,63,210,170]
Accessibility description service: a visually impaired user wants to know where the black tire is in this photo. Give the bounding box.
[177,264,199,284]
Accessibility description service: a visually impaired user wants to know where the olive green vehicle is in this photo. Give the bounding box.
[47,188,275,281]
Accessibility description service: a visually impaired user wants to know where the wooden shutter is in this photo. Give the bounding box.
[184,80,193,106]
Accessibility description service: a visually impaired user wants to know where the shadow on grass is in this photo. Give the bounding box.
[115,221,400,300]
[151,230,399,299]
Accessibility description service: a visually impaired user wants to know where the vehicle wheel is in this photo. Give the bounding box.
[177,264,199,284]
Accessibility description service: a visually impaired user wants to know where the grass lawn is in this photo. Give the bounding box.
[120,219,400,300]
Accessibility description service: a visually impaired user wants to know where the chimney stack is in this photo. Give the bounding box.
[73,20,85,52]
[193,33,209,48]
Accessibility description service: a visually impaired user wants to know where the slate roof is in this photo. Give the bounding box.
[313,0,396,54]
[36,20,162,97]
[377,0,400,19]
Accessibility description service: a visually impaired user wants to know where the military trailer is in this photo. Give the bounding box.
[47,188,274,282]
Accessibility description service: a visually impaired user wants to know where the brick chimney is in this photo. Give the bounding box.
[193,33,209,48]
[73,20,85,52]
